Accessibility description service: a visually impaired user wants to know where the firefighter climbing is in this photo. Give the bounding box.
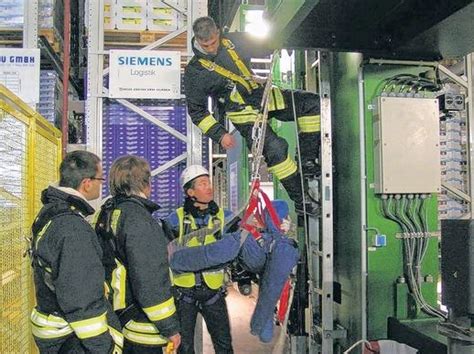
[184,16,320,214]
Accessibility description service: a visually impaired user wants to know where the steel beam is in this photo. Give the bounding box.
[23,0,38,48]
[318,51,334,354]
[86,0,105,156]
[466,53,474,218]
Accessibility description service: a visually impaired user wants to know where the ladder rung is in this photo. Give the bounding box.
[313,287,323,295]
[312,249,323,257]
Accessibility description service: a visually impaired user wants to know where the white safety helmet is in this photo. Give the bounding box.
[180,165,209,189]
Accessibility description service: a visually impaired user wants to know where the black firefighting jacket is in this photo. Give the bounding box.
[184,33,270,143]
[31,186,121,352]
[96,195,180,342]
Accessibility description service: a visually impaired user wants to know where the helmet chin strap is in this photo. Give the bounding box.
[191,197,209,207]
[184,197,219,216]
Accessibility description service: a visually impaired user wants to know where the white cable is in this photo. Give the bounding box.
[343,339,372,354]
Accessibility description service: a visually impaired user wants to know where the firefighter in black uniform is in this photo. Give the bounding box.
[184,16,320,213]
[95,155,181,353]
[30,151,123,353]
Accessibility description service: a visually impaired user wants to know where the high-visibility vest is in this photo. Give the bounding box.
[171,207,226,289]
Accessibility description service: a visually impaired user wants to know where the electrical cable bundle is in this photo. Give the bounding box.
[380,73,441,94]
[380,194,447,320]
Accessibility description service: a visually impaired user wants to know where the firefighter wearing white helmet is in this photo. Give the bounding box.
[180,164,210,190]
[165,164,235,353]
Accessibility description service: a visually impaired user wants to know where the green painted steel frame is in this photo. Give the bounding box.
[332,53,441,347]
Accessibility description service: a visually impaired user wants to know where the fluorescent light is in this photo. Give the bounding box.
[244,9,269,38]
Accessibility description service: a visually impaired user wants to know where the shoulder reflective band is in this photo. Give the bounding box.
[199,58,253,94]
[297,115,321,133]
[143,296,176,322]
[90,210,100,228]
[30,308,74,339]
[108,325,124,349]
[197,114,218,133]
[69,312,108,339]
[221,38,259,90]
[226,106,259,124]
[111,259,127,311]
[268,86,286,111]
[111,209,121,234]
[267,155,298,180]
[35,220,52,250]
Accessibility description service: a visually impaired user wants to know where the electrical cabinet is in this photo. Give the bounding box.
[373,96,441,194]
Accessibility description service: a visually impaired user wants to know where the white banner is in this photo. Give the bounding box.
[108,50,181,99]
[0,48,40,105]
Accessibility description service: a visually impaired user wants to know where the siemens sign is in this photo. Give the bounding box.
[117,56,173,66]
[109,50,181,99]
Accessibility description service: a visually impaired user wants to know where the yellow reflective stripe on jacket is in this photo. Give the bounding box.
[221,38,259,90]
[35,220,52,249]
[31,323,74,339]
[226,106,259,124]
[297,115,321,133]
[30,308,74,339]
[90,210,100,228]
[123,320,169,346]
[199,58,253,94]
[143,296,176,322]
[268,86,286,111]
[111,209,121,234]
[111,259,127,311]
[125,320,159,334]
[69,312,108,339]
[268,155,298,180]
[197,114,218,133]
[109,325,124,349]
[229,87,245,104]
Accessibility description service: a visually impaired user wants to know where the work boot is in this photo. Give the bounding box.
[295,201,320,216]
[301,159,321,177]
[279,173,304,206]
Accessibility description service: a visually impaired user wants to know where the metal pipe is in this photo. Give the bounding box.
[358,61,368,343]
[62,0,71,157]
[438,64,468,89]
[367,58,438,67]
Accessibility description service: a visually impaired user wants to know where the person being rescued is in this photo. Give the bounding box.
[94,155,181,353]
[168,179,300,344]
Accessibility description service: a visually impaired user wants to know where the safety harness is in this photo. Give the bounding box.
[29,202,79,292]
[198,38,259,95]
[29,201,124,352]
[198,37,285,117]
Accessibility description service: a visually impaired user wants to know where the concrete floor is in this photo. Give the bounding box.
[202,285,288,354]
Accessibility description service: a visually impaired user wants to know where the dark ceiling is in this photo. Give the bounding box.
[208,0,266,29]
[267,0,474,60]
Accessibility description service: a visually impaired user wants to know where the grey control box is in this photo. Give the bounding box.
[373,96,441,194]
